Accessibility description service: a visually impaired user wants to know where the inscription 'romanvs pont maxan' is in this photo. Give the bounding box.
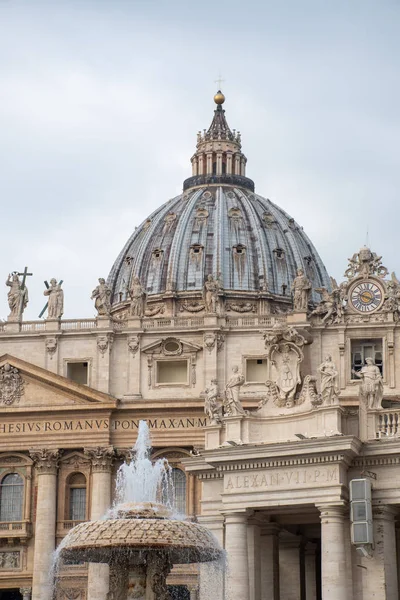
[224,466,338,492]
[0,417,207,435]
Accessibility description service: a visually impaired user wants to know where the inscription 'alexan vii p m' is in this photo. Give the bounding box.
[224,467,338,492]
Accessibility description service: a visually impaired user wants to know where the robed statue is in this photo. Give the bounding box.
[291,268,311,311]
[44,279,64,319]
[91,278,112,316]
[318,355,339,405]
[203,274,220,313]
[6,273,28,320]
[224,366,246,416]
[129,276,146,317]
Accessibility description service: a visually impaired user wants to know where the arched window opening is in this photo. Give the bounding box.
[171,468,186,515]
[68,473,86,522]
[0,473,24,522]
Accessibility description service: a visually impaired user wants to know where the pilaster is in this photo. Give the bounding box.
[357,506,398,600]
[19,589,32,600]
[260,523,280,600]
[279,532,302,600]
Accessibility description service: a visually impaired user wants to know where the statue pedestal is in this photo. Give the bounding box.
[204,315,218,327]
[96,316,112,329]
[205,424,223,450]
[223,416,244,446]
[6,320,20,333]
[127,317,142,329]
[45,319,60,332]
[287,311,308,325]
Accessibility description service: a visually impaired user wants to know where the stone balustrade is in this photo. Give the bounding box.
[375,409,400,437]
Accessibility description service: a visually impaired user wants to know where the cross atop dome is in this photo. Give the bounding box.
[183,90,254,192]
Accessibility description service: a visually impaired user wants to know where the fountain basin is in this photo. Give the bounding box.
[60,502,221,565]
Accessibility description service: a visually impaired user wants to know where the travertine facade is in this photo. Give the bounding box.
[0,92,400,600]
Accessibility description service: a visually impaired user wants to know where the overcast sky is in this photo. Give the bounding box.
[0,0,399,320]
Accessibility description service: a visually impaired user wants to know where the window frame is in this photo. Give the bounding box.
[65,472,87,523]
[64,358,92,386]
[155,358,190,388]
[347,336,387,384]
[244,356,268,384]
[0,472,25,523]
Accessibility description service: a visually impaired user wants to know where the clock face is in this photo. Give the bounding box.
[350,281,383,313]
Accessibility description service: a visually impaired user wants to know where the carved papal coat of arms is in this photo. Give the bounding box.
[0,363,25,405]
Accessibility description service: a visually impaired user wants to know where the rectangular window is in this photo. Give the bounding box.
[246,359,267,383]
[69,488,86,521]
[157,360,188,385]
[67,362,88,385]
[351,339,383,379]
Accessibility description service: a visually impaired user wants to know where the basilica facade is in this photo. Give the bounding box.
[0,91,400,600]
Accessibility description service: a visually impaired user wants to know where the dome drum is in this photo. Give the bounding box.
[183,173,255,192]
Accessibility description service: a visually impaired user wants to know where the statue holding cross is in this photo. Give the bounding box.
[5,267,32,321]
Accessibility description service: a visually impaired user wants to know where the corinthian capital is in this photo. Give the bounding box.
[29,448,61,474]
[84,446,115,472]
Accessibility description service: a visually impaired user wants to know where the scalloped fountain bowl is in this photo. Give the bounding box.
[59,501,221,565]
[56,422,222,599]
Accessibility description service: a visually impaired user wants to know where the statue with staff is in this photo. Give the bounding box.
[5,267,32,321]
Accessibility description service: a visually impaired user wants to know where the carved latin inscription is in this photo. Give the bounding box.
[224,466,338,492]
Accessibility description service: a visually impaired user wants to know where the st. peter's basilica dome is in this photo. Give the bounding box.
[108,92,330,312]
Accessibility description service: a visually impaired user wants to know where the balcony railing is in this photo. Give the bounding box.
[57,520,86,537]
[376,410,400,437]
[0,520,32,540]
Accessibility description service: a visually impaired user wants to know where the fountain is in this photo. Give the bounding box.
[57,421,222,599]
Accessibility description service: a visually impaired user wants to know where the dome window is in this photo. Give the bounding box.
[233,244,246,255]
[228,207,242,220]
[262,212,276,227]
[125,256,133,266]
[152,249,164,261]
[190,244,204,264]
[274,248,285,260]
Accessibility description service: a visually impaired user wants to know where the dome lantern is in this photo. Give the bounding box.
[183,90,255,193]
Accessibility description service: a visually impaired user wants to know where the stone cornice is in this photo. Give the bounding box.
[84,446,115,472]
[201,435,362,466]
[29,448,61,474]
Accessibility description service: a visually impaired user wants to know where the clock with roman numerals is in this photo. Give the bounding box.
[349,280,384,313]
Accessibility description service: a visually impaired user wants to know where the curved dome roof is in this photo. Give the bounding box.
[108,93,330,306]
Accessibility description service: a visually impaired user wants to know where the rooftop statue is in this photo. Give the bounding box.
[291,268,311,311]
[6,273,28,320]
[203,274,220,313]
[129,276,146,317]
[311,277,346,325]
[318,355,339,405]
[44,279,64,319]
[91,278,111,316]
[224,366,246,416]
[204,379,222,424]
[352,358,384,410]
[345,246,389,280]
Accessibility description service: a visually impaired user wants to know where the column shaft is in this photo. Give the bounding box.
[30,450,60,600]
[319,504,348,600]
[85,447,114,600]
[225,513,250,600]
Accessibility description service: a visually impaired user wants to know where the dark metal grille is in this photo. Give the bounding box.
[0,473,24,522]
